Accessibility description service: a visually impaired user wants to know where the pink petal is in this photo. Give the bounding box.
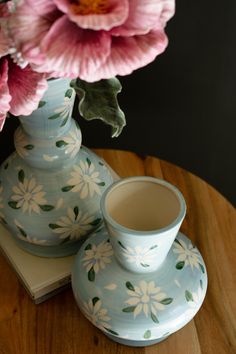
[36,16,111,78]
[0,27,9,58]
[84,28,168,82]
[7,59,48,116]
[0,58,11,130]
[54,0,129,31]
[110,0,175,37]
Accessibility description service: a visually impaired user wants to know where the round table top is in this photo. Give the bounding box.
[0,149,235,354]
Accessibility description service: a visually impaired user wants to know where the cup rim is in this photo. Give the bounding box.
[101,176,186,236]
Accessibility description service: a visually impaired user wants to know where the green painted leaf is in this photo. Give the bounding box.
[60,116,69,127]
[71,77,126,137]
[38,100,46,108]
[85,244,92,250]
[48,112,61,120]
[17,226,27,237]
[122,306,136,313]
[140,263,150,267]
[74,206,79,219]
[90,218,102,226]
[97,182,105,187]
[160,298,173,305]
[118,241,126,250]
[143,330,151,339]
[60,236,71,244]
[61,185,74,192]
[149,245,158,250]
[176,261,185,270]
[199,263,205,273]
[151,312,159,323]
[126,281,135,292]
[174,239,183,247]
[8,201,20,209]
[24,144,34,150]
[86,157,91,166]
[0,217,7,225]
[185,290,193,302]
[39,204,54,211]
[92,297,99,306]
[99,161,104,166]
[18,169,25,183]
[200,279,203,289]
[65,88,73,98]
[56,140,68,148]
[49,223,60,230]
[88,267,95,281]
[105,328,119,336]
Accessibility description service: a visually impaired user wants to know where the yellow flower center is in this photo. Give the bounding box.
[71,0,109,15]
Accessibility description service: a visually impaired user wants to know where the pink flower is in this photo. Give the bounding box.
[0,4,48,131]
[7,0,175,82]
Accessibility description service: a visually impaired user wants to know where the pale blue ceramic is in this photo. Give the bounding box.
[0,78,113,257]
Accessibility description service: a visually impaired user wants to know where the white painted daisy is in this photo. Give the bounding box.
[14,219,48,245]
[67,160,102,199]
[82,240,113,273]
[54,94,74,119]
[186,286,205,309]
[14,128,30,158]
[173,239,201,270]
[11,177,47,214]
[82,298,111,331]
[124,280,172,320]
[50,207,95,240]
[120,244,157,267]
[63,130,82,158]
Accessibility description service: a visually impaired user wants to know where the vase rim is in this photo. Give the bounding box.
[101,176,186,236]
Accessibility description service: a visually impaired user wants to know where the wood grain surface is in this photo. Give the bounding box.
[0,149,235,354]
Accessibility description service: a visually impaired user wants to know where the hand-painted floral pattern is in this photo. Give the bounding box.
[123,280,173,322]
[83,240,113,281]
[82,297,116,334]
[14,219,47,245]
[49,207,100,243]
[48,88,75,127]
[56,129,81,159]
[15,129,34,158]
[0,183,5,223]
[62,158,104,199]
[173,239,205,273]
[9,170,52,214]
[185,282,205,309]
[118,241,158,268]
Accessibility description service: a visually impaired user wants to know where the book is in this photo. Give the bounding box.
[0,163,119,304]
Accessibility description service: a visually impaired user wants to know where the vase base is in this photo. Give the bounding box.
[12,235,86,258]
[105,333,169,347]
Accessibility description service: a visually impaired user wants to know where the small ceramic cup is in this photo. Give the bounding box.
[101,176,186,273]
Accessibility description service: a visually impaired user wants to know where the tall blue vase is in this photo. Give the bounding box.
[0,78,113,257]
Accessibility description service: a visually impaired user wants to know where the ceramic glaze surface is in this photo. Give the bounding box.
[0,79,113,257]
[72,229,207,346]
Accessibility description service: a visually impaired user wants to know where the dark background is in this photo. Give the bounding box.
[0,1,236,206]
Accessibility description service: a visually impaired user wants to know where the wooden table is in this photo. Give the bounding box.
[0,149,235,354]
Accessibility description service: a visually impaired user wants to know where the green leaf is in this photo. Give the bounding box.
[176,261,185,270]
[71,77,126,137]
[48,112,61,120]
[174,239,183,247]
[97,182,105,187]
[88,267,95,281]
[49,223,60,230]
[60,116,69,127]
[86,157,91,166]
[118,241,127,250]
[60,236,71,244]
[126,281,135,292]
[200,279,203,289]
[122,306,136,313]
[17,226,27,237]
[104,328,119,336]
[8,201,20,209]
[65,88,73,98]
[92,297,99,306]
[74,206,79,219]
[38,101,46,108]
[90,218,102,226]
[149,245,158,250]
[0,216,7,225]
[143,330,151,339]
[199,263,205,273]
[99,161,104,166]
[160,298,173,305]
[18,169,25,183]
[140,263,150,267]
[39,204,54,211]
[151,312,159,323]
[61,185,74,192]
[56,140,68,148]
[185,290,193,302]
[24,144,34,150]
[85,244,92,250]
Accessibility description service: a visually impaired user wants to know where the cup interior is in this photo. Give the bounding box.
[104,179,183,232]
